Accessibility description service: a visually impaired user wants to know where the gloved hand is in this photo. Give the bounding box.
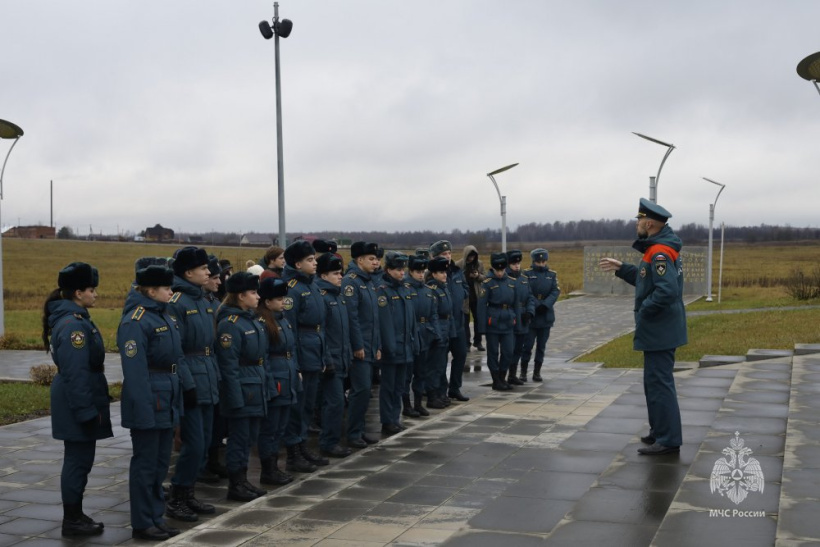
[322,364,336,379]
[183,388,198,410]
[536,304,548,315]
[522,312,533,326]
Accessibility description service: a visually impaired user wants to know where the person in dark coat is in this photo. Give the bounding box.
[520,248,560,382]
[202,255,228,479]
[476,253,517,391]
[215,272,269,500]
[404,255,442,416]
[424,256,453,408]
[505,250,535,386]
[44,262,112,537]
[256,277,300,485]
[118,265,184,541]
[599,198,687,456]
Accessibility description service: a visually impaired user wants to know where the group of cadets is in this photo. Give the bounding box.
[44,239,559,541]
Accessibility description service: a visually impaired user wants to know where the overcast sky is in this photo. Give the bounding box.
[2,1,819,237]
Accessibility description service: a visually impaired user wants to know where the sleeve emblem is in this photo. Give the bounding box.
[70,331,86,349]
[344,285,355,297]
[283,297,294,311]
[220,333,232,348]
[124,339,138,358]
[378,295,388,308]
[654,261,667,276]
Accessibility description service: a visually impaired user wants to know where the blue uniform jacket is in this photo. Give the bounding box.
[404,275,441,353]
[447,263,468,331]
[524,266,560,328]
[215,305,268,418]
[476,274,518,335]
[507,268,536,335]
[282,265,326,373]
[264,312,300,406]
[426,277,453,343]
[49,300,113,442]
[342,265,381,360]
[377,275,416,364]
[317,278,352,378]
[168,276,220,405]
[118,290,183,430]
[616,224,688,351]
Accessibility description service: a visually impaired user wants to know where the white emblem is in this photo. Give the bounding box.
[710,432,765,505]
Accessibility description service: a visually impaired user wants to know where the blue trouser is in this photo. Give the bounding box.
[347,359,373,442]
[284,370,319,446]
[226,417,260,474]
[172,403,213,486]
[62,440,96,504]
[644,349,683,447]
[426,344,448,397]
[508,332,528,377]
[379,362,408,425]
[522,326,551,369]
[447,331,467,394]
[129,428,173,530]
[485,331,514,375]
[258,402,290,460]
[320,373,345,450]
[405,349,427,396]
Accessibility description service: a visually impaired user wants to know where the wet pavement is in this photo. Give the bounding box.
[0,295,817,546]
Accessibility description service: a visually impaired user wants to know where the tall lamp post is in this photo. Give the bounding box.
[259,2,293,248]
[633,132,675,203]
[0,119,25,338]
[796,51,820,98]
[486,163,518,253]
[703,177,726,303]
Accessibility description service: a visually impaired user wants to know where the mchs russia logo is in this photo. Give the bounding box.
[710,431,765,505]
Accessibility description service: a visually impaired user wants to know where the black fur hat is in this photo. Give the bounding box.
[351,241,379,258]
[258,277,288,300]
[284,240,315,267]
[134,256,169,273]
[58,262,99,291]
[408,255,428,271]
[136,265,174,287]
[384,251,409,270]
[226,271,259,293]
[172,246,209,276]
[491,252,508,270]
[316,252,343,275]
[312,239,338,254]
[207,255,221,276]
[428,256,449,273]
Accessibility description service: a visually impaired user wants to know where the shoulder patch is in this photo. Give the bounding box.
[131,307,145,321]
[349,273,358,279]
[654,261,667,276]
[320,289,327,296]
[283,296,294,310]
[287,279,298,288]
[344,285,355,297]
[219,333,232,348]
[73,313,84,320]
[378,295,388,308]
[170,292,182,303]
[124,339,138,358]
[228,314,239,323]
[70,331,86,349]
[482,278,491,284]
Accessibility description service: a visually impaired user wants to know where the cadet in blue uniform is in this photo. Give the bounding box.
[424,256,453,408]
[476,253,517,391]
[600,198,687,455]
[256,277,299,485]
[118,265,183,541]
[343,241,382,448]
[215,272,268,500]
[505,250,534,386]
[44,262,112,537]
[281,241,329,470]
[202,255,228,480]
[309,239,338,434]
[403,255,440,417]
[315,253,353,457]
[377,252,416,434]
[521,248,560,382]
[429,240,470,402]
[166,247,217,522]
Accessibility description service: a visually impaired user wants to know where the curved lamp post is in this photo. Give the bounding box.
[259,2,293,248]
[486,163,518,253]
[796,51,820,98]
[0,119,25,337]
[633,132,675,203]
[703,177,726,303]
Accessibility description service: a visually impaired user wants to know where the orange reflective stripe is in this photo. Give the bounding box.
[642,244,679,263]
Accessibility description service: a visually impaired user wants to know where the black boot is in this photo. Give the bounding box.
[227,471,258,502]
[402,394,420,417]
[300,442,329,466]
[490,370,512,391]
[426,391,446,409]
[242,468,267,497]
[286,444,317,473]
[165,485,198,522]
[184,485,215,515]
[519,362,528,382]
[207,446,228,478]
[413,392,429,416]
[533,362,543,382]
[260,456,293,486]
[62,503,103,537]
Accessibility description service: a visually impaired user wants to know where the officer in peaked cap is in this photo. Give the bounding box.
[520,248,560,382]
[599,197,686,456]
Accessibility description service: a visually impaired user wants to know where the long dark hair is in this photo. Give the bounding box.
[215,293,241,319]
[41,288,72,352]
[256,300,281,346]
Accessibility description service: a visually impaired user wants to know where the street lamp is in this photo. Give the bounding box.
[703,177,726,303]
[0,119,25,338]
[259,2,293,248]
[633,132,675,203]
[796,51,820,98]
[486,163,518,253]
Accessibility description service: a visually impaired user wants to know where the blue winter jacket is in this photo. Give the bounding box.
[523,266,560,328]
[377,274,416,365]
[342,265,381,360]
[317,278,352,377]
[264,311,300,407]
[404,274,442,353]
[282,265,326,373]
[215,305,268,418]
[476,273,517,335]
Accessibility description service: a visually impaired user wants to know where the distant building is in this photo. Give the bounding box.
[144,224,175,242]
[241,233,273,246]
[2,225,56,239]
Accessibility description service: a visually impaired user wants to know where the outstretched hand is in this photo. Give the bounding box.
[598,258,623,273]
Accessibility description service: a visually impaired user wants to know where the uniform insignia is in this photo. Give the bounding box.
[482,278,491,284]
[131,306,145,321]
[655,262,667,276]
[301,292,310,297]
[320,290,327,295]
[70,331,86,349]
[478,287,486,297]
[378,296,388,308]
[228,315,239,323]
[344,285,355,297]
[349,273,358,279]
[73,313,84,319]
[124,339,138,358]
[186,309,198,315]
[283,297,294,310]
[170,292,182,303]
[220,333,232,348]
[207,308,213,313]
[154,326,169,333]
[245,330,256,335]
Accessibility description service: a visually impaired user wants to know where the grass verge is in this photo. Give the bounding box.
[0,381,122,426]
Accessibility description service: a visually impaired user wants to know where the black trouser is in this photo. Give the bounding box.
[62,440,96,504]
